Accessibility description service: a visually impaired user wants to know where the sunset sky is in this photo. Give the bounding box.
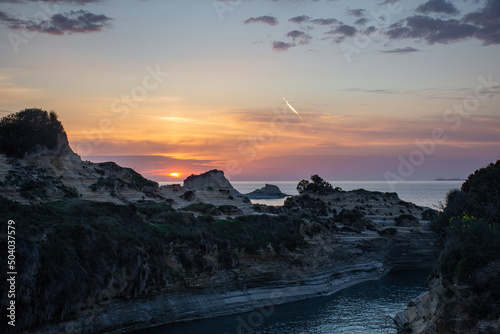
[0,0,499,182]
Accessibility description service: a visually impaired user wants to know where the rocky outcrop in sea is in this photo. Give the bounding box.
[244,184,289,199]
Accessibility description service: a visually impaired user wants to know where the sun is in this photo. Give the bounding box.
[169,172,181,178]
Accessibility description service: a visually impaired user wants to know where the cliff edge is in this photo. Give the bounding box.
[0,109,163,204]
[395,161,500,334]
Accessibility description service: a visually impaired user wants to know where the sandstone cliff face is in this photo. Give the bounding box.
[183,169,242,196]
[395,260,500,334]
[0,134,163,204]
[19,192,438,334]
[26,224,437,334]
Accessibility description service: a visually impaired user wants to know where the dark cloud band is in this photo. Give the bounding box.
[0,9,111,34]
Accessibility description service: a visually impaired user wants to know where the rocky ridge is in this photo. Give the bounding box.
[395,262,500,333]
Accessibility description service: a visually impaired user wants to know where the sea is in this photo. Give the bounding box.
[144,180,462,334]
[231,180,463,209]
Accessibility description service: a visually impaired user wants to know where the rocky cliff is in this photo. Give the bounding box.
[395,263,500,333]
[0,109,167,204]
[244,184,289,199]
[0,109,440,334]
[0,136,163,205]
[3,185,439,334]
[16,201,437,334]
[394,161,500,334]
[183,169,242,196]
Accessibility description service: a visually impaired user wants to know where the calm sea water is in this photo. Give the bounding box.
[137,270,429,334]
[231,180,463,209]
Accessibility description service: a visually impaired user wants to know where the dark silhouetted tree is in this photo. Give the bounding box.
[0,108,67,158]
[296,174,335,194]
[296,179,310,194]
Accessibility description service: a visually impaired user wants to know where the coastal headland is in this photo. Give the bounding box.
[0,109,439,333]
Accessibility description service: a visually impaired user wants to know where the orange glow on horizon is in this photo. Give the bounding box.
[169,172,181,178]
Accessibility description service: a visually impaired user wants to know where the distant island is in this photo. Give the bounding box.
[434,178,464,181]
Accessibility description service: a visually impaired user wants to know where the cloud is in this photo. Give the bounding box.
[310,18,338,25]
[386,15,478,44]
[378,0,400,4]
[333,24,357,37]
[245,0,500,51]
[0,0,101,3]
[416,0,460,15]
[354,17,369,25]
[378,46,421,54]
[464,0,500,45]
[347,9,366,18]
[0,9,112,34]
[365,26,377,34]
[272,41,295,51]
[244,15,278,26]
[289,15,310,24]
[288,15,338,26]
[286,30,311,44]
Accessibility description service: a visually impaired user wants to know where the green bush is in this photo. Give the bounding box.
[89,177,116,191]
[394,214,419,226]
[422,208,439,221]
[334,209,364,223]
[434,161,500,283]
[218,205,239,215]
[439,215,500,282]
[180,190,196,201]
[182,202,215,214]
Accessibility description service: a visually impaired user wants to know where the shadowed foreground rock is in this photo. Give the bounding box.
[395,161,500,334]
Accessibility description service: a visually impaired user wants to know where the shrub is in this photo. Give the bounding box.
[182,202,215,214]
[0,108,66,158]
[435,161,500,284]
[296,174,336,194]
[333,209,364,223]
[439,214,500,283]
[89,177,116,192]
[422,208,439,221]
[180,190,196,201]
[394,214,419,227]
[218,205,240,215]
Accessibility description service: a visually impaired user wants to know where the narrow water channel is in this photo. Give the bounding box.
[138,270,429,334]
